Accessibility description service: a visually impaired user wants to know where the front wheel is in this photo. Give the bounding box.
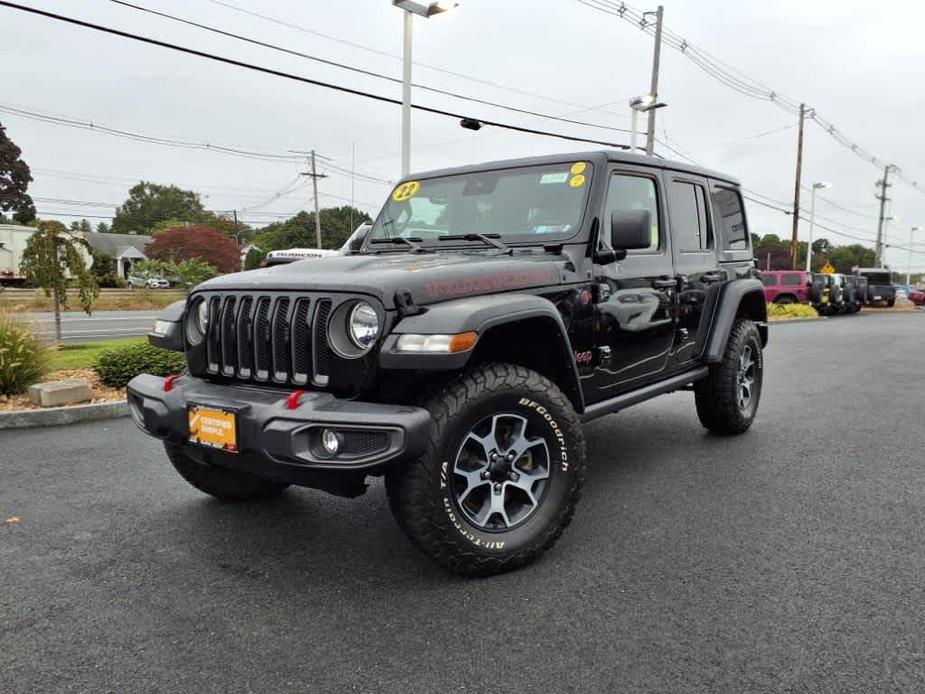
[386,363,587,577]
[694,319,764,435]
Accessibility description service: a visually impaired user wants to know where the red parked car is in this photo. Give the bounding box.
[759,270,813,304]
[909,287,925,306]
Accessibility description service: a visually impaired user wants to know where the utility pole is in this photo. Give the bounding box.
[401,8,413,177]
[789,103,806,270]
[297,150,329,249]
[233,209,242,270]
[644,5,664,157]
[875,164,893,268]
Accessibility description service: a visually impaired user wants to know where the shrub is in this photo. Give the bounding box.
[94,342,187,388]
[766,302,819,320]
[0,312,51,395]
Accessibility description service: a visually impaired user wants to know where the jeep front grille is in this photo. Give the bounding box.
[202,293,333,387]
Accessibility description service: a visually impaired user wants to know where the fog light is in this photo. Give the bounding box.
[321,429,341,455]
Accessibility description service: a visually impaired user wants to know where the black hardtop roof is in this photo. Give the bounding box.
[407,150,740,187]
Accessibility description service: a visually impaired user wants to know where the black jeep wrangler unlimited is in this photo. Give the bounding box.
[128,151,768,576]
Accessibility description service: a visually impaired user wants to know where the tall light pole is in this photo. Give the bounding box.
[805,181,830,272]
[393,0,458,178]
[908,225,921,285]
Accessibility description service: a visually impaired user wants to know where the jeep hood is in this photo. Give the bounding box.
[197,252,570,308]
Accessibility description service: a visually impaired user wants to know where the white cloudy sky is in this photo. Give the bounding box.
[2,0,924,269]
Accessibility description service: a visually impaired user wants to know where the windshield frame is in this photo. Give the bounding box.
[362,161,596,252]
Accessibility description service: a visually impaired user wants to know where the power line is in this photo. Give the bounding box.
[577,0,925,195]
[109,0,638,138]
[204,0,631,120]
[0,1,632,151]
[1,101,393,184]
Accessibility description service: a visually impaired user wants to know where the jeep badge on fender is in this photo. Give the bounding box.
[127,150,768,576]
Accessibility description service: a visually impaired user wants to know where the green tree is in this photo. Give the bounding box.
[0,122,36,224]
[69,219,93,233]
[135,258,217,289]
[829,244,877,273]
[89,248,123,288]
[20,221,99,342]
[244,246,266,270]
[96,222,111,233]
[111,182,207,234]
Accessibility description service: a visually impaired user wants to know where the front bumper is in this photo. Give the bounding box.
[126,374,431,480]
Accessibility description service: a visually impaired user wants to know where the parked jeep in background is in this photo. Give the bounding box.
[857,268,896,307]
[843,275,863,313]
[127,151,768,576]
[760,270,812,304]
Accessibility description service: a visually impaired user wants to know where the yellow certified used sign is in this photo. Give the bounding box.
[570,161,587,175]
[392,180,421,202]
[569,174,586,188]
[189,405,238,452]
[820,263,836,274]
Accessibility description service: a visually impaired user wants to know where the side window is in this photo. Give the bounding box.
[711,187,748,250]
[759,274,776,287]
[604,174,660,254]
[669,180,711,252]
[781,274,801,286]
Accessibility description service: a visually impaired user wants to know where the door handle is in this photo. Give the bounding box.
[702,271,724,282]
[652,278,677,289]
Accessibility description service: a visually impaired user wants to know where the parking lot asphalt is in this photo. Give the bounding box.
[2,312,924,693]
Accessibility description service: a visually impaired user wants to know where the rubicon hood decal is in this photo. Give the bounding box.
[198,252,568,308]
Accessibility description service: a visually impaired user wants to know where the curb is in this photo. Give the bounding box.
[0,400,129,430]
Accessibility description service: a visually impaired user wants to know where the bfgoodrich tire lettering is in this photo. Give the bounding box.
[385,363,586,577]
[694,318,763,435]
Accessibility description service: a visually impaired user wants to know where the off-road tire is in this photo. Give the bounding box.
[164,442,289,501]
[385,363,586,577]
[887,298,896,308]
[694,318,763,435]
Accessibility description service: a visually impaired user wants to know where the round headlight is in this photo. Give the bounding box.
[348,302,379,350]
[196,300,210,334]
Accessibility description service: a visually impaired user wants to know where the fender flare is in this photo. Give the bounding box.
[379,293,584,411]
[148,299,186,351]
[702,279,768,363]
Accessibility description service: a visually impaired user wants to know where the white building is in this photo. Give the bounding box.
[0,224,35,284]
[83,232,153,278]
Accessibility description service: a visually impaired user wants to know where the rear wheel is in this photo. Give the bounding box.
[887,298,896,308]
[695,319,763,435]
[164,442,289,501]
[386,363,586,577]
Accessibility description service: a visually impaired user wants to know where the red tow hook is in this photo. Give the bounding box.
[163,374,180,392]
[286,389,306,410]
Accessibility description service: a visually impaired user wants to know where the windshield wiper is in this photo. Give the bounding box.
[438,233,511,253]
[369,236,428,253]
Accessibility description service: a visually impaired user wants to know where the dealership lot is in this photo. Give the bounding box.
[2,313,924,693]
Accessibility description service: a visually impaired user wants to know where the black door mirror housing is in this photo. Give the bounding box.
[610,209,653,251]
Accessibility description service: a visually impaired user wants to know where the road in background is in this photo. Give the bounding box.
[2,313,924,692]
[28,310,157,343]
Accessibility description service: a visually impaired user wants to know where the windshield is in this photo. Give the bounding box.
[862,271,891,285]
[367,162,593,247]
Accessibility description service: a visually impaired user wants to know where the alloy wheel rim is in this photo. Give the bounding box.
[737,345,756,411]
[451,413,551,531]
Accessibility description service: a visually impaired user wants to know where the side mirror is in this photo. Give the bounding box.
[611,209,653,251]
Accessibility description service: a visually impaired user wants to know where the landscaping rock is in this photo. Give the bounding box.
[28,379,93,408]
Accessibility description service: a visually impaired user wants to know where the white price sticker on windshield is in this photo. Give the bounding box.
[540,172,569,184]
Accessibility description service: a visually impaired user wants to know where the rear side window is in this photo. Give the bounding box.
[760,274,776,286]
[781,274,802,286]
[669,180,711,252]
[711,188,748,251]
